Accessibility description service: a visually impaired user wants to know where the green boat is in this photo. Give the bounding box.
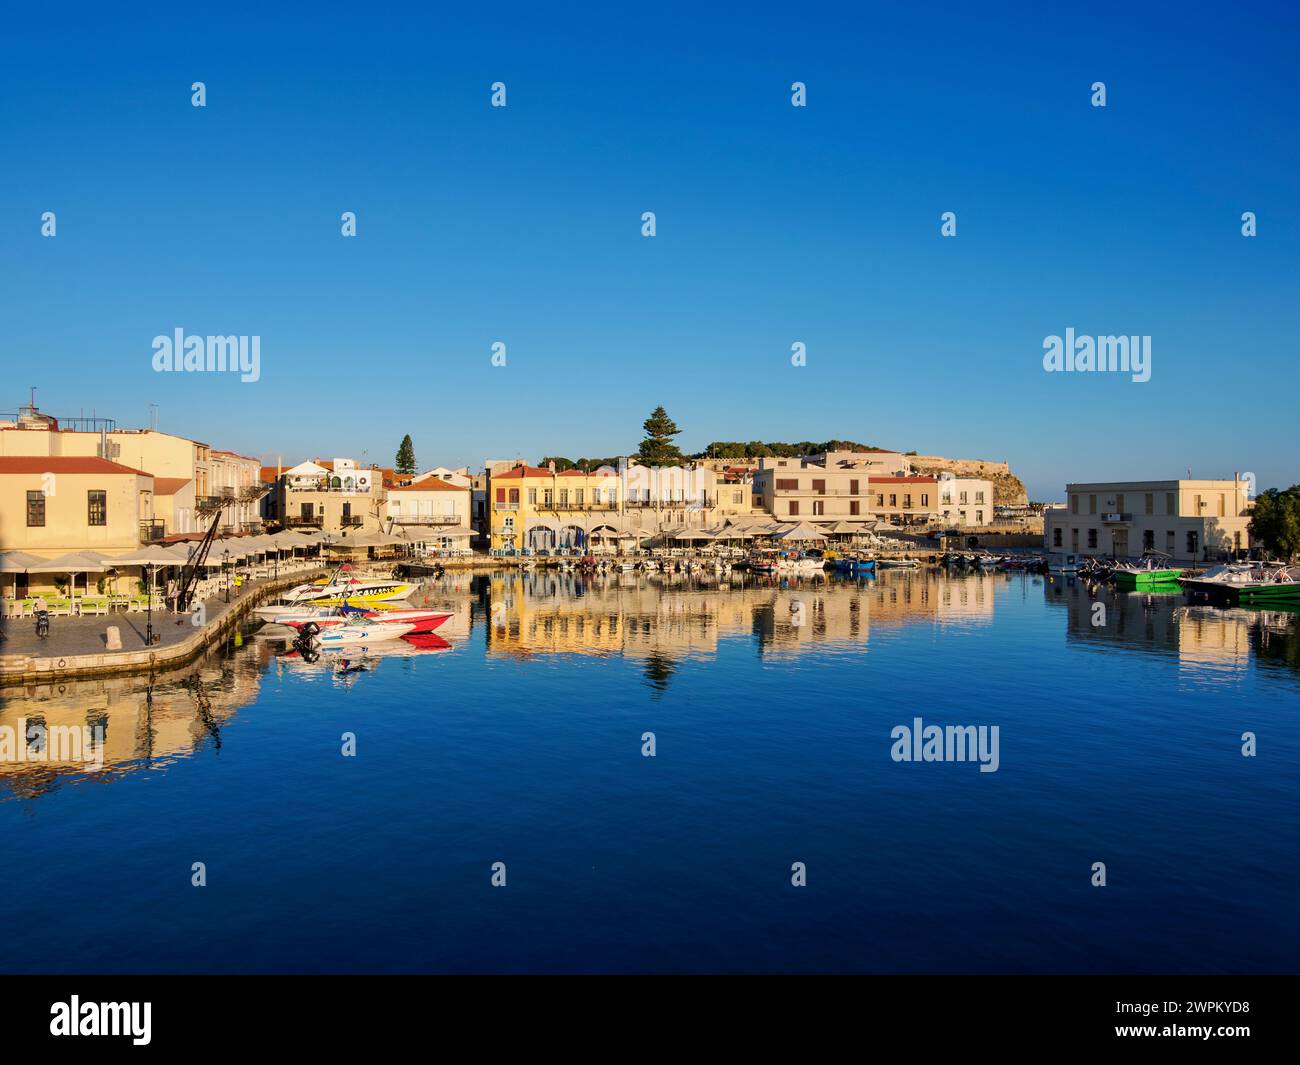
[1111,552,1182,590]
[1179,562,1300,603]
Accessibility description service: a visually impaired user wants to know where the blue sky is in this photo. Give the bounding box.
[2,2,1297,499]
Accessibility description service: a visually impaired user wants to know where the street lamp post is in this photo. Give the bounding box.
[145,564,155,646]
[223,548,231,603]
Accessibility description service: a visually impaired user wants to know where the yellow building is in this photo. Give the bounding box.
[1,416,217,536]
[0,456,154,556]
[488,464,626,552]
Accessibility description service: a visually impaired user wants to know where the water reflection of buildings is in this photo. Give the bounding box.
[0,640,271,799]
[485,570,999,665]
[1043,577,1300,676]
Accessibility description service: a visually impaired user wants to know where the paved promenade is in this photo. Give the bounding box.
[0,568,328,683]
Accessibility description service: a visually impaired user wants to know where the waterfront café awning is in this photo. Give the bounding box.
[772,522,829,542]
[21,551,110,600]
[0,550,47,600]
[819,520,876,538]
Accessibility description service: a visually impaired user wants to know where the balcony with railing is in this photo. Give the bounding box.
[285,514,324,527]
[139,519,166,543]
[1101,513,1133,524]
[392,513,464,526]
[340,516,364,528]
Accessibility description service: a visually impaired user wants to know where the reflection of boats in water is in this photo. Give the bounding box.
[278,633,453,675]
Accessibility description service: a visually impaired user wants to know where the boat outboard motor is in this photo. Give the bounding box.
[292,620,322,658]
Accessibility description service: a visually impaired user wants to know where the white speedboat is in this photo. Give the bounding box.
[304,622,416,646]
[1048,554,1080,575]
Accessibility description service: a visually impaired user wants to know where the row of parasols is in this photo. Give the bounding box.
[0,531,334,602]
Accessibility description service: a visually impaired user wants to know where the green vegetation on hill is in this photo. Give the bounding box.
[694,439,882,459]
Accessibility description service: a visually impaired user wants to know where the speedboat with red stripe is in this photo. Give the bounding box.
[270,603,453,635]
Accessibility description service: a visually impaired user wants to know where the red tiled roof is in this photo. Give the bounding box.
[153,477,192,496]
[389,479,467,493]
[493,465,554,479]
[868,476,937,484]
[0,456,152,477]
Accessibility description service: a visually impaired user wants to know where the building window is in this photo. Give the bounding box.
[876,493,884,506]
[1087,528,1098,548]
[88,490,107,526]
[849,479,859,494]
[509,488,520,504]
[921,494,929,507]
[1116,494,1125,513]
[558,490,568,507]
[811,479,826,495]
[1144,493,1154,515]
[850,500,860,516]
[812,500,824,515]
[975,491,984,504]
[1143,530,1154,550]
[1165,493,1175,515]
[574,489,584,506]
[1218,494,1225,517]
[27,490,45,527]
[527,488,537,505]
[495,488,505,504]
[789,501,800,516]
[1088,495,1097,514]
[903,495,912,509]
[889,494,896,507]
[975,510,983,524]
[776,478,799,491]
[1053,528,1062,547]
[959,492,968,504]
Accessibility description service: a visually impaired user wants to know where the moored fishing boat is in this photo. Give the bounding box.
[1111,551,1182,589]
[833,555,877,576]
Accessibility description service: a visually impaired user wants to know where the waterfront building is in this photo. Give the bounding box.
[752,456,878,521]
[385,477,473,551]
[487,463,626,552]
[268,457,388,536]
[1044,479,1253,562]
[0,456,155,586]
[936,473,995,527]
[486,460,756,551]
[207,450,264,534]
[867,476,939,525]
[0,402,257,537]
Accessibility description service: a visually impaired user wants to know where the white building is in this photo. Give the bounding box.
[937,473,995,527]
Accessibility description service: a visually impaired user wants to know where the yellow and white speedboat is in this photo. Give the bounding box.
[283,577,416,605]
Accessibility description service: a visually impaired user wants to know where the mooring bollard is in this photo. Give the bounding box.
[105,626,122,651]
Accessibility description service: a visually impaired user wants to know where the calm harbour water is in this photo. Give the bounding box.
[1,569,1297,974]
